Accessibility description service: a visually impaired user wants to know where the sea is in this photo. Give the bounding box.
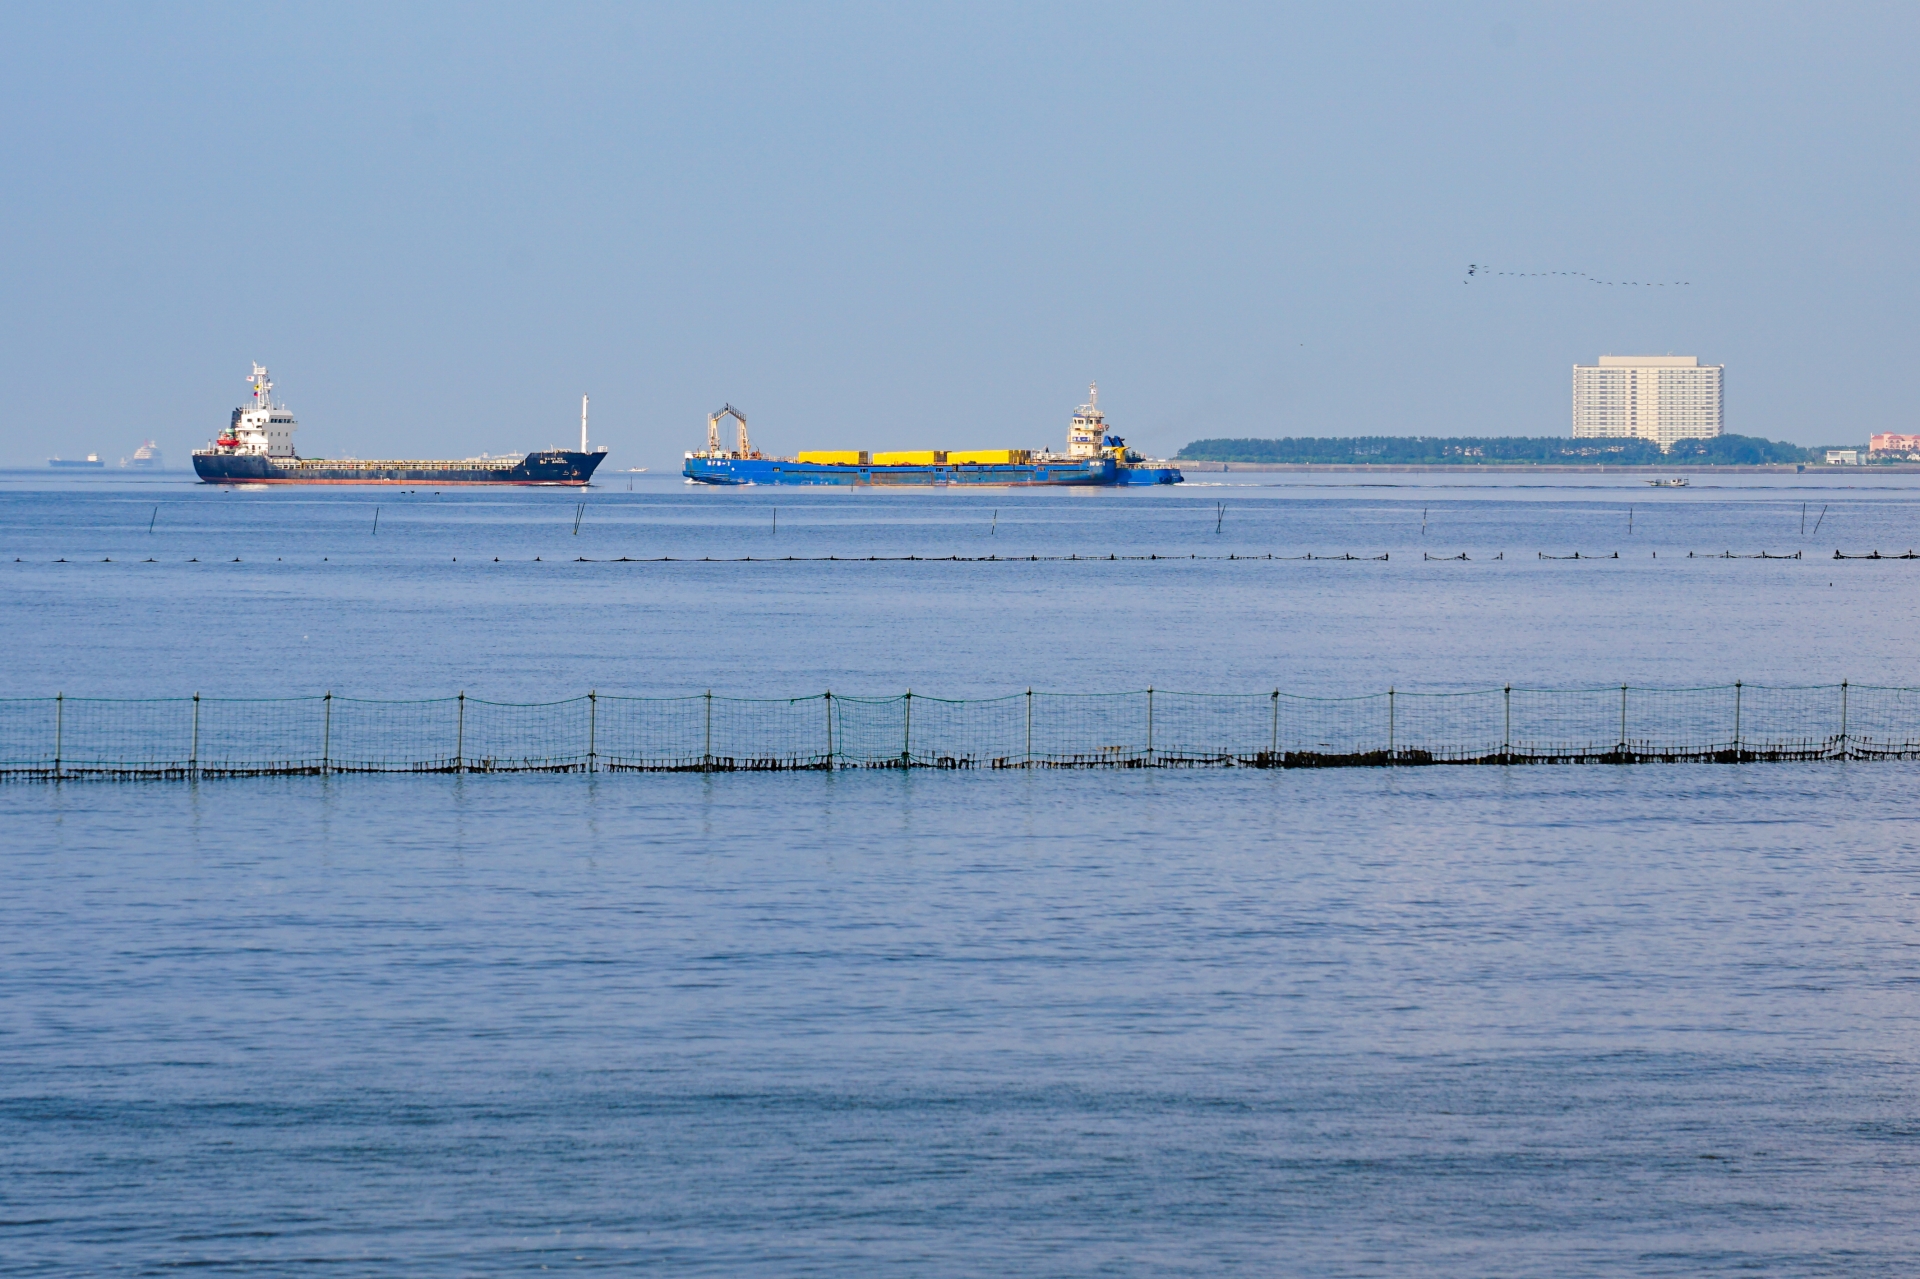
[5,468,1920,1275]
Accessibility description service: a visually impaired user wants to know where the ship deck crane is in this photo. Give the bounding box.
[706,404,757,458]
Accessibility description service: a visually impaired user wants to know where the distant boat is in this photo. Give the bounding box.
[49,454,104,469]
[121,440,164,469]
[1646,476,1689,487]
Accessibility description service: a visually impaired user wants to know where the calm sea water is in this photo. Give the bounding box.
[5,472,1920,1274]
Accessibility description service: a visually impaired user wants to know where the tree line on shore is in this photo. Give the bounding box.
[1175,434,1841,466]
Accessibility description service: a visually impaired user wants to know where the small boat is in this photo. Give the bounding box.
[1646,476,1689,487]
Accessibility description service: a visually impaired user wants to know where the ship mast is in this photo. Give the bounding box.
[581,394,589,454]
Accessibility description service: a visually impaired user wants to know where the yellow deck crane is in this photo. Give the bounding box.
[703,404,760,459]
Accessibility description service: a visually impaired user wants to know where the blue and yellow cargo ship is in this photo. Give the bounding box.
[683,385,1182,487]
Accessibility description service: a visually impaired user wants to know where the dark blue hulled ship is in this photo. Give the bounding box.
[193,365,607,486]
[682,385,1182,487]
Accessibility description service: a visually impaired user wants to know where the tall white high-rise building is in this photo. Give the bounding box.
[1572,355,1723,449]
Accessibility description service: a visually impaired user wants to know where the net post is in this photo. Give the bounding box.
[189,692,199,780]
[456,691,465,772]
[1387,687,1395,760]
[53,692,63,780]
[1619,684,1628,757]
[323,692,332,773]
[824,690,833,768]
[703,689,713,771]
[1733,681,1742,761]
[903,690,912,768]
[587,690,597,773]
[1503,685,1512,761]
[1146,686,1154,764]
[1271,689,1279,760]
[1839,680,1849,760]
[1026,687,1033,767]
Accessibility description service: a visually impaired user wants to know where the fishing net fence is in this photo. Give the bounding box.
[0,684,1913,779]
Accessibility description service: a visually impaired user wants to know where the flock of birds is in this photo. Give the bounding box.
[1465,265,1690,286]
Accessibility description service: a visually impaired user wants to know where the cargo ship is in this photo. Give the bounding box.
[49,454,104,468]
[193,365,607,485]
[682,385,1183,486]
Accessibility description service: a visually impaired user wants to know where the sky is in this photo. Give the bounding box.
[1,2,1914,468]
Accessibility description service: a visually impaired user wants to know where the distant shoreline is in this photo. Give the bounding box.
[1173,461,1920,474]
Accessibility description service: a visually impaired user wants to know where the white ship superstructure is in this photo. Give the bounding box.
[1065,383,1110,459]
[207,364,298,457]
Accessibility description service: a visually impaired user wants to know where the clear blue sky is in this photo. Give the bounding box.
[2,2,1913,467]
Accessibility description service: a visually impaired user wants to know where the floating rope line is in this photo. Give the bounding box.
[5,549,1871,564]
[1464,264,1691,286]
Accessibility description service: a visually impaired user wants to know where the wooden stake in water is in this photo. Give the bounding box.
[1421,507,1427,537]
[1813,504,1828,536]
[573,502,584,535]
[991,510,997,536]
[1628,505,1633,534]
[148,506,157,534]
[1802,502,1807,535]
[1216,502,1225,534]
[372,506,379,535]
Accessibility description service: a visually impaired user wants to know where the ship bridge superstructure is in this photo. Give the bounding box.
[1065,383,1109,459]
[208,364,298,457]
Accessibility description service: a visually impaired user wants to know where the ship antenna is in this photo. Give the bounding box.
[581,393,589,454]
[1090,381,1098,413]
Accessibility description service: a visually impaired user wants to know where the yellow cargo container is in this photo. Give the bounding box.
[795,450,869,465]
[870,450,946,466]
[946,449,1031,465]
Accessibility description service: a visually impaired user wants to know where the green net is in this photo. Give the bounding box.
[324,696,461,772]
[197,696,328,774]
[462,696,591,771]
[2,682,1914,779]
[1843,684,1920,758]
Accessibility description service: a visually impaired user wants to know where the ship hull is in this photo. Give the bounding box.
[1117,463,1184,485]
[193,450,606,486]
[684,456,1118,486]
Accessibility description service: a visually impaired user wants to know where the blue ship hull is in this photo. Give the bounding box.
[1116,463,1183,485]
[685,456,1122,486]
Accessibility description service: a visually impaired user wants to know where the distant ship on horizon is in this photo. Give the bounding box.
[48,453,104,468]
[121,440,164,469]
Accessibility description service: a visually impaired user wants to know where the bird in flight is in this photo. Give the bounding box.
[1465,264,1690,286]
